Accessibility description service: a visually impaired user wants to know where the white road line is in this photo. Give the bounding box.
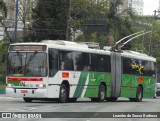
[3,107,37,112]
[0,96,21,99]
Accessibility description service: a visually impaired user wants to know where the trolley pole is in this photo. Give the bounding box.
[13,0,18,43]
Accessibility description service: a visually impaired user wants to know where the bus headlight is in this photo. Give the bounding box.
[36,84,46,88]
[7,84,13,88]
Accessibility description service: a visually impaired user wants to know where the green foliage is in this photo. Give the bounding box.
[31,0,68,41]
[70,0,139,50]
[29,0,160,60]
[0,0,7,19]
[75,33,106,49]
[71,0,109,28]
[0,39,9,80]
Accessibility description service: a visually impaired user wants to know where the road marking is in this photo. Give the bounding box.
[3,107,36,112]
[0,96,21,99]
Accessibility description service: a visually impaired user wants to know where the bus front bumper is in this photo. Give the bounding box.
[6,87,47,98]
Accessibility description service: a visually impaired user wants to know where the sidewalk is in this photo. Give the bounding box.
[0,94,6,97]
[0,89,5,94]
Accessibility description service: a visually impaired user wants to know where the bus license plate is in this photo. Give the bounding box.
[21,90,28,93]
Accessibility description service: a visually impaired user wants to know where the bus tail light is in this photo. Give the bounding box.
[7,84,14,88]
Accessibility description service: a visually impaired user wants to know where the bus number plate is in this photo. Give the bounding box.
[21,90,28,93]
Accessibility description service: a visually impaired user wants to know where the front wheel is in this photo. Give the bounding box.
[59,84,68,103]
[23,97,32,102]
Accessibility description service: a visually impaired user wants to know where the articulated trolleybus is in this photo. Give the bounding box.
[6,40,156,103]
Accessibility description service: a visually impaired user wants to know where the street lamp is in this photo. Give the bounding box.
[13,0,18,43]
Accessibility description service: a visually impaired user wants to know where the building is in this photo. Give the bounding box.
[89,0,144,16]
[118,0,144,16]
[0,0,35,41]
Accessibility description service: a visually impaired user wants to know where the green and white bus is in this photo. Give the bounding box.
[6,40,156,102]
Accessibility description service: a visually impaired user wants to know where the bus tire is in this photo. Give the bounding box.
[91,98,98,102]
[59,84,68,103]
[129,86,143,102]
[68,98,77,102]
[129,98,135,102]
[23,97,32,102]
[98,84,106,102]
[135,86,143,102]
[106,97,117,102]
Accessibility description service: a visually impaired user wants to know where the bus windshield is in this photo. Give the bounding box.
[7,52,47,77]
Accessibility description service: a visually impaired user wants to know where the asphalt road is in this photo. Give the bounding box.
[0,95,160,121]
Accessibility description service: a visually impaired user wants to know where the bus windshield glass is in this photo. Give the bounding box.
[7,52,47,77]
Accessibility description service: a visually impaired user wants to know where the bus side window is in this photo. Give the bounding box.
[97,55,106,72]
[82,53,90,71]
[48,49,58,77]
[59,51,74,71]
[72,52,82,71]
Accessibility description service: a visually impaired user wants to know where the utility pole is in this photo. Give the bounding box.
[13,0,18,43]
[66,0,71,41]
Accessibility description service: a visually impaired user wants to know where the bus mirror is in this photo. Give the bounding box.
[1,54,5,63]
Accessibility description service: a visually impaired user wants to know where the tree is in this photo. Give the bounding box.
[0,0,10,64]
[105,0,136,47]
[18,0,36,42]
[31,0,68,41]
[0,0,13,43]
[71,0,110,46]
[0,0,7,18]
[72,0,136,48]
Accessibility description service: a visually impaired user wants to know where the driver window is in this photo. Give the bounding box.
[48,49,58,77]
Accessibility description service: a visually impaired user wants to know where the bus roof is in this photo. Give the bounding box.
[10,40,156,62]
[10,40,111,55]
[122,50,156,62]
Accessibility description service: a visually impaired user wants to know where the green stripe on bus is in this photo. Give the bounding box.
[73,72,88,97]
[8,81,20,86]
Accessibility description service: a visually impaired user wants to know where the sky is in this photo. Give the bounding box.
[143,0,159,15]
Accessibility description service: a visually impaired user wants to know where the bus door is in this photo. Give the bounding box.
[110,52,122,98]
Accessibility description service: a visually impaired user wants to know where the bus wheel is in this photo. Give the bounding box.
[135,86,143,102]
[59,84,68,103]
[98,84,106,102]
[23,98,32,102]
[68,98,77,102]
[91,98,98,102]
[130,86,143,102]
[106,97,117,102]
[129,98,135,102]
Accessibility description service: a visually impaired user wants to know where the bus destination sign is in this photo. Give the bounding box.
[9,45,46,51]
